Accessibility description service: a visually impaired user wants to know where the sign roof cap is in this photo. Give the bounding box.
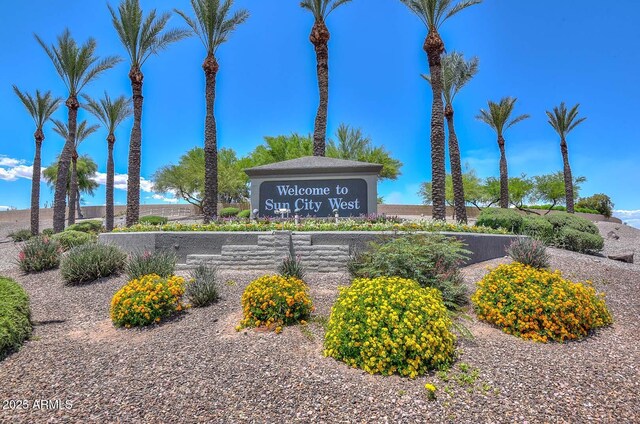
[244,156,383,177]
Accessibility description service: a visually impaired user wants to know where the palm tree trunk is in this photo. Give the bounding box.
[445,105,467,224]
[106,136,115,231]
[560,138,575,213]
[30,133,44,236]
[76,188,83,219]
[202,54,219,223]
[68,154,78,225]
[424,30,447,221]
[498,135,509,208]
[310,20,330,157]
[126,67,144,227]
[53,96,79,233]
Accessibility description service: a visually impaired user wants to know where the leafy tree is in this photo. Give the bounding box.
[546,102,586,214]
[43,155,99,214]
[400,0,481,221]
[109,0,189,226]
[82,93,133,231]
[477,97,529,209]
[576,194,614,218]
[35,29,120,232]
[12,87,61,235]
[508,175,534,210]
[176,0,249,223]
[300,0,352,157]
[420,169,492,211]
[424,52,478,223]
[532,172,585,214]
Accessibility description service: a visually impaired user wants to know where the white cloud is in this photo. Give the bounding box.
[0,156,24,167]
[383,183,422,205]
[0,205,12,211]
[91,172,154,193]
[613,210,640,229]
[151,194,179,204]
[0,164,34,181]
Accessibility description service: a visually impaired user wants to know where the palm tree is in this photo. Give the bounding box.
[52,120,100,219]
[109,0,189,226]
[546,103,586,214]
[35,29,120,232]
[82,93,133,231]
[43,155,99,211]
[175,0,249,224]
[400,0,481,221]
[300,0,352,157]
[423,52,478,223]
[12,87,62,235]
[477,97,530,208]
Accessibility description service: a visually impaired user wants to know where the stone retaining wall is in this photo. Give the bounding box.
[99,231,523,273]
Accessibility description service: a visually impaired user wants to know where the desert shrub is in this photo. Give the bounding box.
[278,254,306,280]
[576,194,614,218]
[125,250,177,280]
[506,238,549,269]
[8,229,33,242]
[66,220,103,234]
[521,216,554,242]
[348,234,469,309]
[220,207,241,218]
[110,274,186,328]
[238,275,313,333]
[41,228,55,237]
[554,227,604,253]
[186,264,219,307]
[0,277,32,360]
[237,209,251,219]
[60,244,127,285]
[324,276,455,377]
[139,215,168,225]
[17,237,61,273]
[545,212,599,235]
[476,208,524,233]
[51,230,95,251]
[472,263,612,342]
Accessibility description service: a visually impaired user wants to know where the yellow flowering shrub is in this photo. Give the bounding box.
[472,263,612,342]
[239,275,313,332]
[324,277,456,378]
[110,274,186,328]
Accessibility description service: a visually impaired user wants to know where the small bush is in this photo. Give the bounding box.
[554,227,604,253]
[220,207,241,218]
[51,230,95,251]
[324,276,455,377]
[139,215,168,225]
[576,194,614,218]
[237,209,251,219]
[60,244,127,285]
[545,212,599,235]
[66,220,103,234]
[521,216,554,242]
[506,238,549,269]
[186,264,219,307]
[472,263,612,342]
[17,237,61,273]
[125,250,177,280]
[41,228,55,237]
[476,208,523,233]
[278,254,306,280]
[0,277,32,360]
[110,274,186,328]
[348,234,469,309]
[238,275,313,332]
[9,229,33,242]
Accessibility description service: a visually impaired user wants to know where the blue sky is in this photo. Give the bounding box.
[1,1,639,226]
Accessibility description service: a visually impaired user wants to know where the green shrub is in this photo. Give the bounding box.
[237,209,251,219]
[476,208,524,233]
[66,220,103,234]
[8,229,33,242]
[0,277,32,360]
[186,264,219,307]
[220,207,241,218]
[139,215,168,225]
[545,212,599,235]
[51,230,95,251]
[554,227,604,253]
[278,254,306,280]
[60,244,127,285]
[348,234,469,309]
[324,276,455,377]
[521,216,554,242]
[41,228,55,237]
[125,250,177,280]
[576,194,614,218]
[506,238,549,269]
[17,237,61,273]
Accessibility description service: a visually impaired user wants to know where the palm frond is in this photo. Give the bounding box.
[400,0,481,30]
[13,86,62,129]
[477,97,527,136]
[82,92,133,135]
[546,102,586,138]
[300,0,351,20]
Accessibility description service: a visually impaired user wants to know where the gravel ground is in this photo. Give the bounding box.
[0,221,639,423]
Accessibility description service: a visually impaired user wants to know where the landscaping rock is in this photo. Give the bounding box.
[607,253,634,264]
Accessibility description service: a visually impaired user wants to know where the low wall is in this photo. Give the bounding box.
[99,231,521,273]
